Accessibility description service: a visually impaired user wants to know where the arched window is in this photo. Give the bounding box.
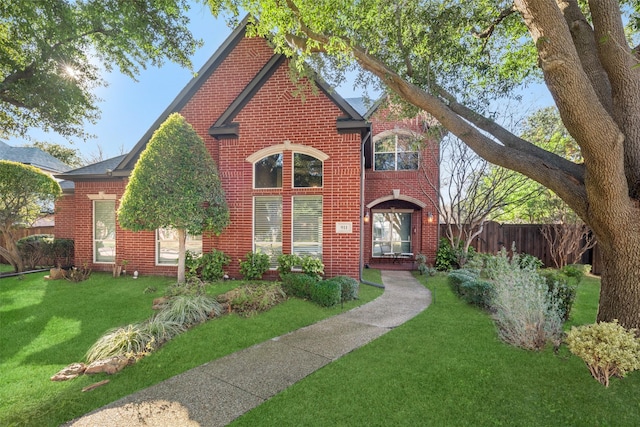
[254,153,283,189]
[293,153,323,188]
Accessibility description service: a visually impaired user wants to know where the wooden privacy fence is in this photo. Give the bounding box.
[440,221,601,275]
[0,226,55,264]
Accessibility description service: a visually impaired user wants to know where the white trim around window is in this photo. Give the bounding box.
[155,228,203,266]
[93,199,116,264]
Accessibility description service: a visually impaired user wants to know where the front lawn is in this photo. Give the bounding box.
[232,273,640,426]
[0,272,383,426]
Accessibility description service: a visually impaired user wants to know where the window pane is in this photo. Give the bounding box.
[255,154,282,188]
[157,228,202,265]
[374,153,395,171]
[397,135,420,152]
[254,196,282,267]
[94,200,115,263]
[292,196,322,258]
[374,136,396,153]
[397,152,419,170]
[293,153,323,188]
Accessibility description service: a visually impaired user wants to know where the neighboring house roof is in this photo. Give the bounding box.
[0,140,72,173]
[345,97,383,118]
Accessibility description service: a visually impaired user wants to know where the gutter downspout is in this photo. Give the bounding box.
[359,129,384,289]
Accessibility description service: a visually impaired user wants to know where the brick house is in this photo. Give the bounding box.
[55,18,439,279]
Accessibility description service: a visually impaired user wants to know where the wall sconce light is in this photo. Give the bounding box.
[364,211,370,223]
[427,212,434,223]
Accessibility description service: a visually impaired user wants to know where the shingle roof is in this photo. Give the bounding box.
[0,141,72,173]
[57,154,127,178]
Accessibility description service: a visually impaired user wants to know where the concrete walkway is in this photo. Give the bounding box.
[66,270,431,427]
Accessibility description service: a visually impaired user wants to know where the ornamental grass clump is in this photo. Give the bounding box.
[488,248,564,351]
[155,294,223,327]
[85,323,156,363]
[566,320,640,387]
[217,283,287,316]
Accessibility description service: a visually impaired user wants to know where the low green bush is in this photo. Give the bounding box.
[562,264,590,285]
[324,276,359,302]
[435,238,475,271]
[217,283,287,316]
[448,269,493,309]
[300,256,324,279]
[539,269,577,321]
[17,234,53,269]
[281,272,318,299]
[199,249,230,281]
[239,251,270,280]
[311,280,341,307]
[277,254,302,279]
[51,238,74,267]
[566,320,640,387]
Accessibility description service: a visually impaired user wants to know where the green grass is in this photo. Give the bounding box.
[0,263,14,273]
[0,272,383,426]
[231,273,640,427]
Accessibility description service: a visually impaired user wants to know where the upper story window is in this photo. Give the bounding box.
[254,153,283,188]
[293,153,323,188]
[374,133,419,171]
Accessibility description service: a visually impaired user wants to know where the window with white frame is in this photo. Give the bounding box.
[156,228,203,265]
[293,153,323,188]
[374,133,419,171]
[292,196,322,258]
[372,211,412,257]
[254,196,283,267]
[254,153,283,188]
[94,200,116,263]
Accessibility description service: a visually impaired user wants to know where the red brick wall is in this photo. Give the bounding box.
[364,104,440,266]
[54,194,76,239]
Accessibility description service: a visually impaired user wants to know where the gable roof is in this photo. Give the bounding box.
[209,55,368,138]
[0,141,72,173]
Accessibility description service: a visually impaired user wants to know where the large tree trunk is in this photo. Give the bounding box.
[596,233,640,328]
[0,226,24,272]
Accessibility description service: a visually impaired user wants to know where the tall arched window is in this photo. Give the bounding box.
[254,153,283,188]
[293,153,323,188]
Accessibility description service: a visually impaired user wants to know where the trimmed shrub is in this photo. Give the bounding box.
[281,272,318,299]
[311,280,341,307]
[239,251,270,280]
[566,320,640,387]
[324,276,359,302]
[17,234,53,269]
[51,238,74,267]
[562,264,590,285]
[435,238,475,271]
[448,269,493,309]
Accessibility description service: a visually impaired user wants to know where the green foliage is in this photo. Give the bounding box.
[323,276,360,302]
[118,113,229,282]
[517,252,544,270]
[447,269,494,310]
[165,276,208,297]
[435,238,475,271]
[239,251,271,280]
[562,264,589,285]
[199,249,230,281]
[566,320,640,387]
[217,283,287,317]
[85,323,155,363]
[487,249,564,350]
[300,255,324,278]
[281,272,318,299]
[154,295,223,327]
[277,254,302,278]
[51,238,74,266]
[1,1,200,140]
[17,234,54,269]
[539,269,577,321]
[311,280,342,307]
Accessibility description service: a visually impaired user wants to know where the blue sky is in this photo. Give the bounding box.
[9,4,552,162]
